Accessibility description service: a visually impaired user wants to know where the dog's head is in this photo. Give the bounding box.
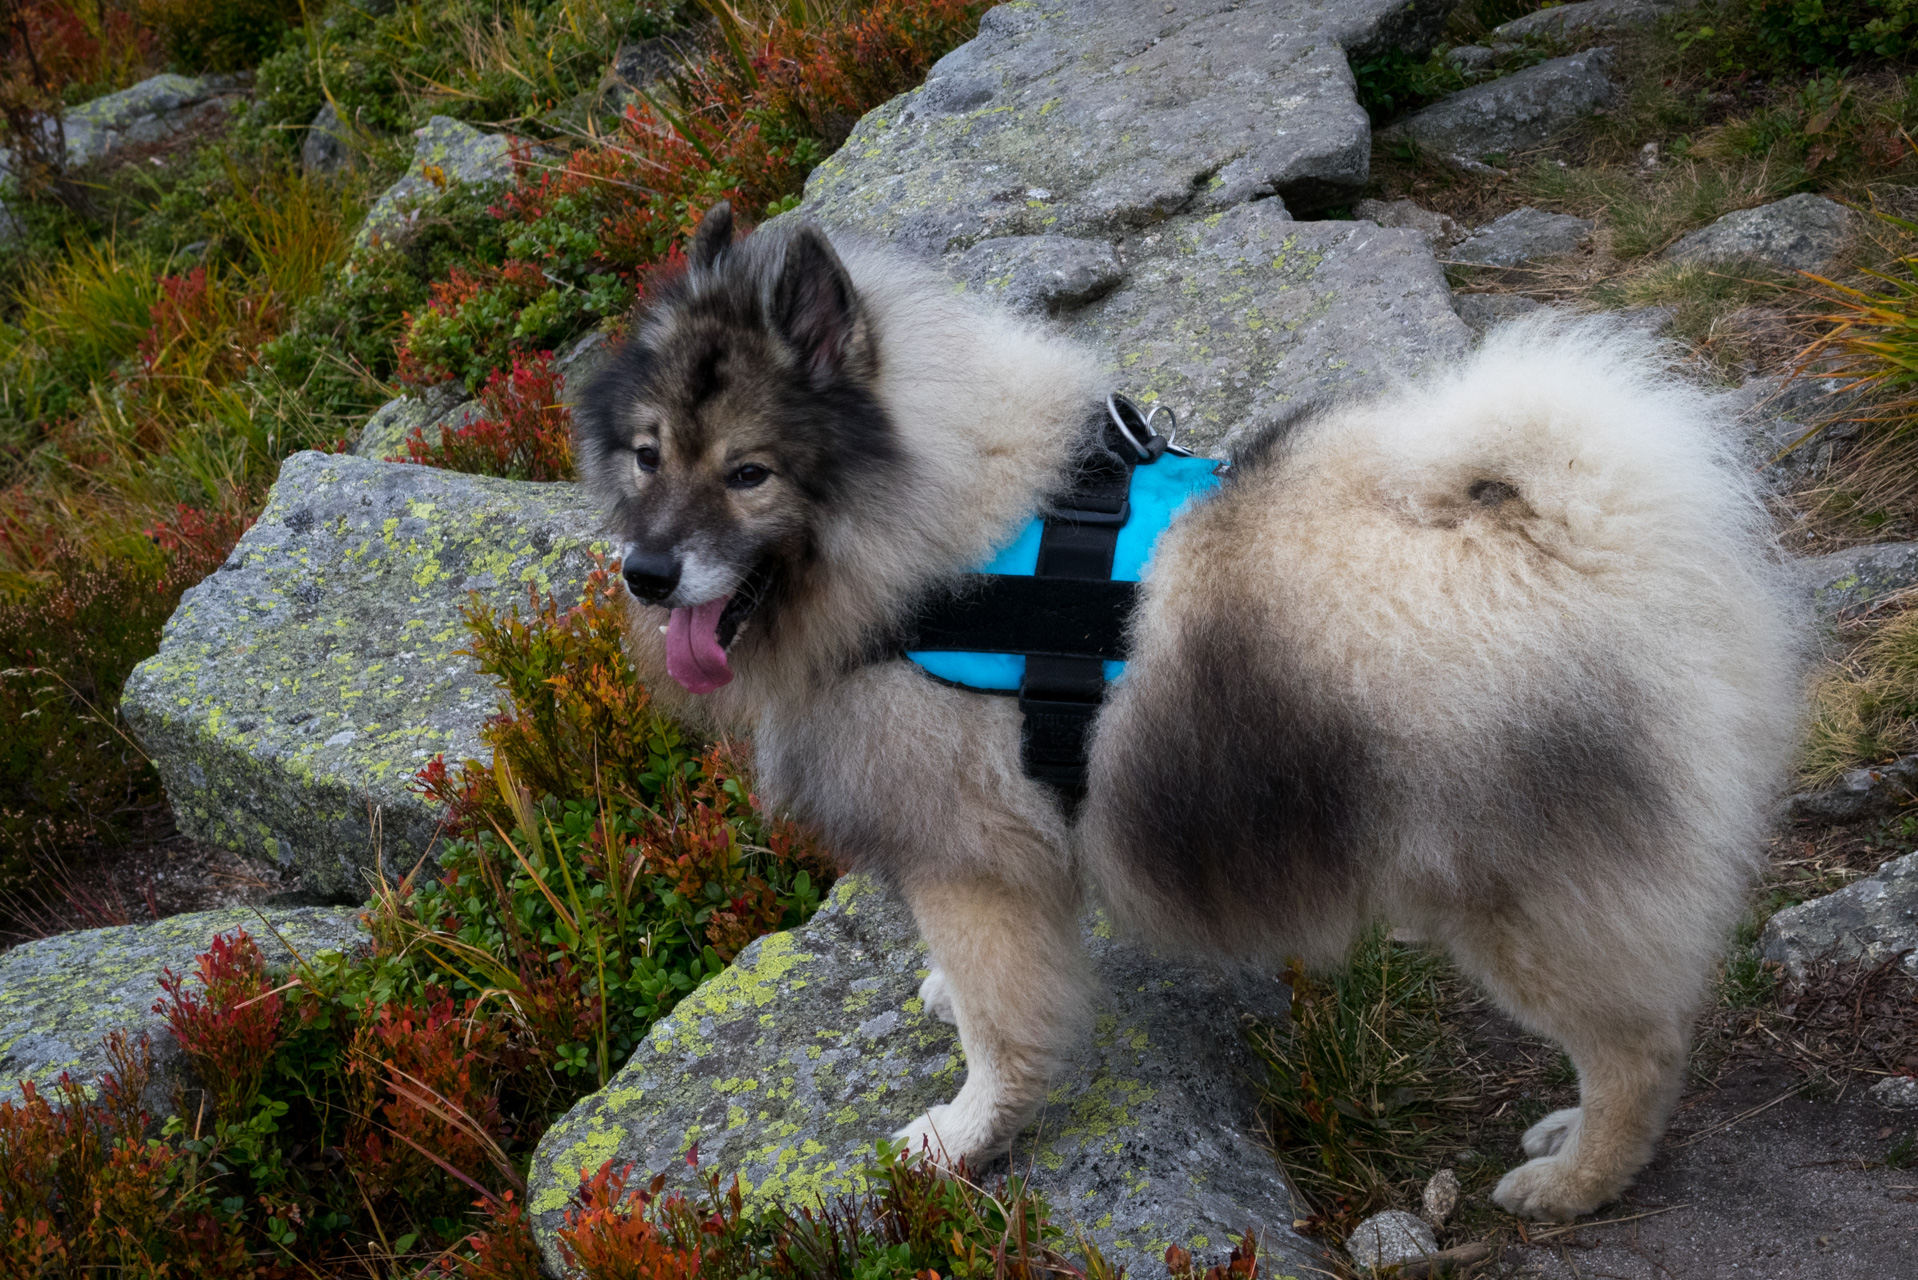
[573,204,902,694]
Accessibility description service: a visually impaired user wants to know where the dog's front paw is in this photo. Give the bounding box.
[893,1105,965,1168]
[1521,1107,1581,1159]
[1492,1153,1617,1222]
[918,968,956,1025]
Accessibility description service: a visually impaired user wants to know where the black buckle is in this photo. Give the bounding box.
[1046,500,1130,527]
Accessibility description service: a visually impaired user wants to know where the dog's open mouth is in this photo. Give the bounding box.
[663,563,771,694]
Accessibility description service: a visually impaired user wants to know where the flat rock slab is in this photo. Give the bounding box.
[1494,0,1679,39]
[800,0,1446,256]
[1053,204,1470,451]
[1663,193,1852,273]
[0,907,366,1109]
[122,453,607,898]
[1788,756,1918,825]
[359,116,517,248]
[1449,206,1593,267]
[528,876,1321,1277]
[1763,850,1918,979]
[1379,49,1617,162]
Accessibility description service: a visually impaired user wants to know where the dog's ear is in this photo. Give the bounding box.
[770,225,871,386]
[691,202,734,270]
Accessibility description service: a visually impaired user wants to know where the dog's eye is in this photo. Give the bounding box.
[634,444,660,473]
[728,463,771,489]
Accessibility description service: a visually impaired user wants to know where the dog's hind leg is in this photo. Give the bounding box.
[892,872,1092,1169]
[1436,903,1704,1222]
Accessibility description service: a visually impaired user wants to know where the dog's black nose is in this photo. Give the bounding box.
[622,549,681,604]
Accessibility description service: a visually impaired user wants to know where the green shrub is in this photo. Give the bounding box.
[136,0,301,72]
[1747,0,1918,67]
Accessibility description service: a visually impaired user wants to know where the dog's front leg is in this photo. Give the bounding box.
[893,873,1093,1169]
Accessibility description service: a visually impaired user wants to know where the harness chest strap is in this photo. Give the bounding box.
[900,397,1221,801]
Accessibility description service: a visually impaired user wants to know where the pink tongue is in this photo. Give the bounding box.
[665,596,734,693]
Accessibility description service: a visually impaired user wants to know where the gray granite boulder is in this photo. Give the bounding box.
[1871,1075,1918,1108]
[121,453,608,898]
[359,116,518,248]
[800,0,1459,256]
[0,907,366,1110]
[1353,197,1463,250]
[1378,49,1617,163]
[1494,0,1680,40]
[302,101,351,175]
[527,876,1321,1277]
[1449,207,1594,267]
[1724,373,1863,494]
[62,72,245,168]
[1663,193,1852,273]
[1762,850,1918,978]
[949,234,1126,316]
[1052,203,1470,451]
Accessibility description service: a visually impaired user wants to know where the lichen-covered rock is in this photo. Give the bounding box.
[1378,49,1617,163]
[1345,1209,1437,1270]
[1449,207,1594,267]
[358,116,517,248]
[1493,0,1679,39]
[949,234,1125,315]
[62,72,245,168]
[527,877,1321,1277]
[1795,542,1918,622]
[0,907,366,1109]
[799,0,1456,256]
[353,383,471,460]
[1762,850,1918,979]
[1663,193,1852,273]
[121,453,607,897]
[1054,203,1470,451]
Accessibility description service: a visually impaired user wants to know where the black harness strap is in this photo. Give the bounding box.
[902,399,1161,803]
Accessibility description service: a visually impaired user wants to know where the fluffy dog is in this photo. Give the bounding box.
[573,204,1803,1221]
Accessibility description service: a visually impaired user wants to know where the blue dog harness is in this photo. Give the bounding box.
[899,396,1224,799]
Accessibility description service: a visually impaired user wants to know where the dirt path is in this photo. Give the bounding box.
[1498,1061,1918,1277]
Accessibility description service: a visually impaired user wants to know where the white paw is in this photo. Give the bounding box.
[918,967,957,1025]
[1522,1106,1581,1159]
[1492,1153,1613,1222]
[893,1105,966,1169]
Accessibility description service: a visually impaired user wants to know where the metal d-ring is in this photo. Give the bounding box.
[1107,393,1155,461]
[1143,402,1177,448]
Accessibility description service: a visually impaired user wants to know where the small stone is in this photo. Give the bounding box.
[302,101,351,175]
[1495,0,1677,40]
[1378,49,1618,163]
[555,329,616,401]
[1450,207,1594,267]
[1663,193,1852,273]
[1787,755,1918,825]
[526,876,1320,1277]
[1422,1167,1461,1225]
[948,234,1125,315]
[1871,1076,1918,1109]
[1347,1209,1438,1270]
[1354,197,1463,250]
[1640,140,1661,169]
[1761,849,1918,978]
[0,907,367,1114]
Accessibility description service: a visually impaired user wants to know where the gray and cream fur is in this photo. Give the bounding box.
[574,205,1803,1222]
